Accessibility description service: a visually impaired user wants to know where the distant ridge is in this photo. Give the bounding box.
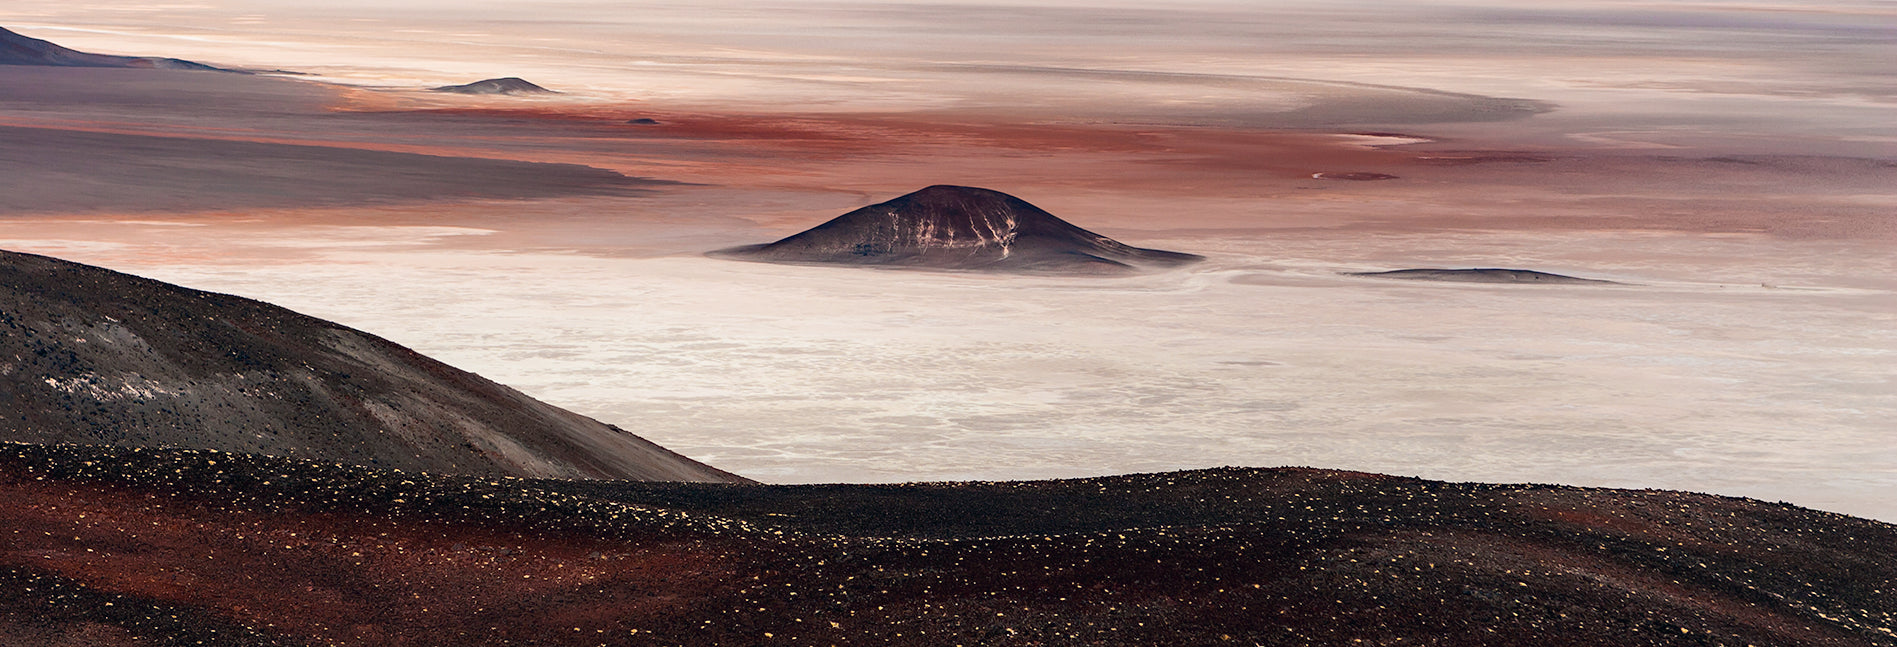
[1349,268,1617,284]
[0,248,746,483]
[711,185,1203,275]
[431,77,557,95]
[0,25,220,70]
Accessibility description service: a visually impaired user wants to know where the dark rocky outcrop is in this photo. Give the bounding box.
[1349,268,1616,284]
[711,185,1203,275]
[1312,172,1399,181]
[0,25,219,70]
[430,77,557,95]
[0,249,744,482]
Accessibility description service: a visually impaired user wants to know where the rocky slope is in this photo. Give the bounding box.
[712,185,1203,275]
[0,25,219,70]
[0,249,743,482]
[2,442,1891,646]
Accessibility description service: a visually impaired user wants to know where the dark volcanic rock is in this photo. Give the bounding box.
[4,443,1894,647]
[0,249,744,482]
[431,77,557,95]
[1312,171,1399,181]
[1350,268,1617,284]
[0,25,219,70]
[711,185,1204,275]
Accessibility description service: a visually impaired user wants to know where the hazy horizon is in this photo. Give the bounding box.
[8,0,1895,153]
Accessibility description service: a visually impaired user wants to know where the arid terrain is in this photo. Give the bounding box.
[0,4,1891,643]
[3,57,1883,518]
[5,441,1895,646]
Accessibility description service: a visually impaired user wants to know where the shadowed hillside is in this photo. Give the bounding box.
[0,26,219,70]
[0,249,744,483]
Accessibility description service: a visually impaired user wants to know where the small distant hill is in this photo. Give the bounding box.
[1349,268,1617,284]
[0,25,220,70]
[711,185,1203,275]
[430,77,557,95]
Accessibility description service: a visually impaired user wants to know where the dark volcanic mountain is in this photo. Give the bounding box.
[4,443,1893,646]
[0,249,743,483]
[711,185,1204,275]
[431,77,556,95]
[1350,268,1616,284]
[0,25,219,70]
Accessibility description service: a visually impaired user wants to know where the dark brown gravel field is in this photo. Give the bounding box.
[3,442,1892,646]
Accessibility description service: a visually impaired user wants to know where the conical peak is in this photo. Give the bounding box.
[430,77,556,95]
[710,185,1203,275]
[861,185,1067,236]
[888,185,1039,214]
[480,77,542,90]
[901,184,1017,203]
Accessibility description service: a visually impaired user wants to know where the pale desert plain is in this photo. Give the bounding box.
[1,0,1893,524]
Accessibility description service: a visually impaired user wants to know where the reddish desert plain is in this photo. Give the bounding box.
[0,0,1893,526]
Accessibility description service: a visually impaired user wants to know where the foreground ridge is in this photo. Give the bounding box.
[3,441,1891,646]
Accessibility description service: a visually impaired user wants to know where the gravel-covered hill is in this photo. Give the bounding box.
[0,249,743,483]
[3,442,1890,646]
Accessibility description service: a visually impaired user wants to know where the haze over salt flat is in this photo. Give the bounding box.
[0,1,1892,519]
[9,0,1894,152]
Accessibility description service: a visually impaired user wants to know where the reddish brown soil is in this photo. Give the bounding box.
[2,467,755,645]
[385,106,1416,184]
[3,443,1893,646]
